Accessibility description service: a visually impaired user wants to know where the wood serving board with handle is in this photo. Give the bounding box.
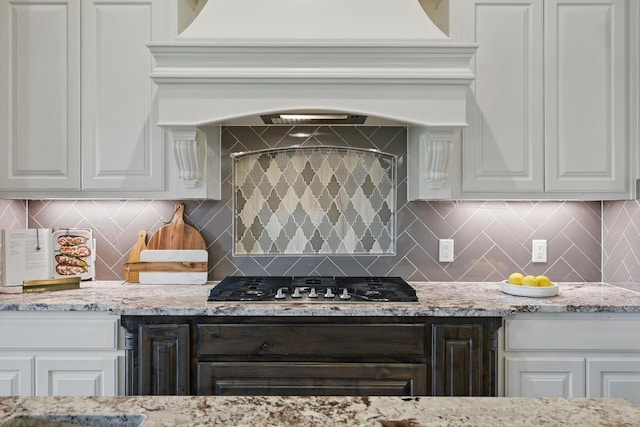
[124,230,147,283]
[123,261,207,273]
[136,249,208,285]
[124,203,208,285]
[146,202,206,250]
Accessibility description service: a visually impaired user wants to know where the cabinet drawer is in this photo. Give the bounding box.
[197,324,426,357]
[505,319,640,351]
[0,315,118,350]
[197,362,427,396]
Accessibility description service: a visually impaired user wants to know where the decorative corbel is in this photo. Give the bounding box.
[171,127,202,188]
[419,129,454,190]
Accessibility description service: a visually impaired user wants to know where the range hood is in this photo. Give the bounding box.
[148,0,477,194]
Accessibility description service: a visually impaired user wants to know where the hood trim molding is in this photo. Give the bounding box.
[149,42,477,127]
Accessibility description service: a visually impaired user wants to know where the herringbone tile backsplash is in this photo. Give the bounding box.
[0,126,614,283]
[603,201,640,292]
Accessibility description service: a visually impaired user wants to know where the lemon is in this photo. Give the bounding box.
[535,275,552,287]
[521,275,538,287]
[507,272,524,285]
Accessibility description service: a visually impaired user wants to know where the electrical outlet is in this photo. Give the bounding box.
[439,239,454,262]
[532,239,547,263]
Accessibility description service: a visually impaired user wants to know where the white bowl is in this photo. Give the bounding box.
[501,281,559,298]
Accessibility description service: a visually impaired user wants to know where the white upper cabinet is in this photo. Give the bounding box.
[0,0,173,196]
[0,0,81,191]
[0,0,220,199]
[452,0,634,199]
[544,0,627,193]
[81,0,173,191]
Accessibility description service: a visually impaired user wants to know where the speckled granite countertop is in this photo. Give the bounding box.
[1,281,639,316]
[1,395,639,426]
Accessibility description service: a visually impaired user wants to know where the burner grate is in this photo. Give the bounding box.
[207,276,418,303]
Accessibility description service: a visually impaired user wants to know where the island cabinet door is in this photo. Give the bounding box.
[196,362,427,396]
[137,324,190,396]
[430,320,501,396]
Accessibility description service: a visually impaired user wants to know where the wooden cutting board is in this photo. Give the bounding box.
[137,249,208,285]
[125,202,208,285]
[147,202,206,250]
[124,230,147,283]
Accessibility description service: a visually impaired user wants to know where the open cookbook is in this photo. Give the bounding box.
[1,228,95,286]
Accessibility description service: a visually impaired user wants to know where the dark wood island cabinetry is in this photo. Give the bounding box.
[121,316,501,397]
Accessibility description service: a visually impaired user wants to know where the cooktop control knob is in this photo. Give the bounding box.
[340,289,351,300]
[292,287,302,298]
[324,288,335,299]
[308,288,318,298]
[275,288,286,299]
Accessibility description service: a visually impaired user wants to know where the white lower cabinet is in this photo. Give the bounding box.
[587,357,640,403]
[505,357,585,398]
[0,356,33,396]
[0,312,123,397]
[35,356,118,396]
[502,313,640,405]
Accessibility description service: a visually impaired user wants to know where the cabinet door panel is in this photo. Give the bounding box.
[81,0,167,190]
[197,362,427,396]
[545,0,627,192]
[0,356,33,396]
[432,323,487,396]
[461,0,544,192]
[587,358,640,406]
[505,357,585,398]
[139,324,189,396]
[0,0,81,190]
[35,356,117,396]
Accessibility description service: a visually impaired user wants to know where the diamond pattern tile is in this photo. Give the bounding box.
[233,147,396,255]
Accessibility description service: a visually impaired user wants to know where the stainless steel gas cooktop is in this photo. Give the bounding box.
[206,276,418,303]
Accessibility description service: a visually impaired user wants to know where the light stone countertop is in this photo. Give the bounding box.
[0,281,639,317]
[1,395,639,426]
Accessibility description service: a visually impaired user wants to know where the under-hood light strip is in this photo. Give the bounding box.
[279,114,349,121]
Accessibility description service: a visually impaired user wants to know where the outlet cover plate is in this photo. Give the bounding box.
[439,239,454,262]
[532,239,547,263]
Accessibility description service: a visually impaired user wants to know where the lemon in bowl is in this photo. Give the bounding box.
[507,272,524,285]
[535,275,552,287]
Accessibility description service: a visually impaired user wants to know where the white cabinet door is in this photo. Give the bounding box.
[81,0,173,191]
[459,0,544,193]
[35,356,118,396]
[0,356,33,396]
[0,0,81,191]
[544,0,628,193]
[505,357,586,398]
[454,0,630,198]
[0,312,122,397]
[0,0,183,196]
[587,358,640,406]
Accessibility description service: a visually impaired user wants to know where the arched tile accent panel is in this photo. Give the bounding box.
[233,146,396,255]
